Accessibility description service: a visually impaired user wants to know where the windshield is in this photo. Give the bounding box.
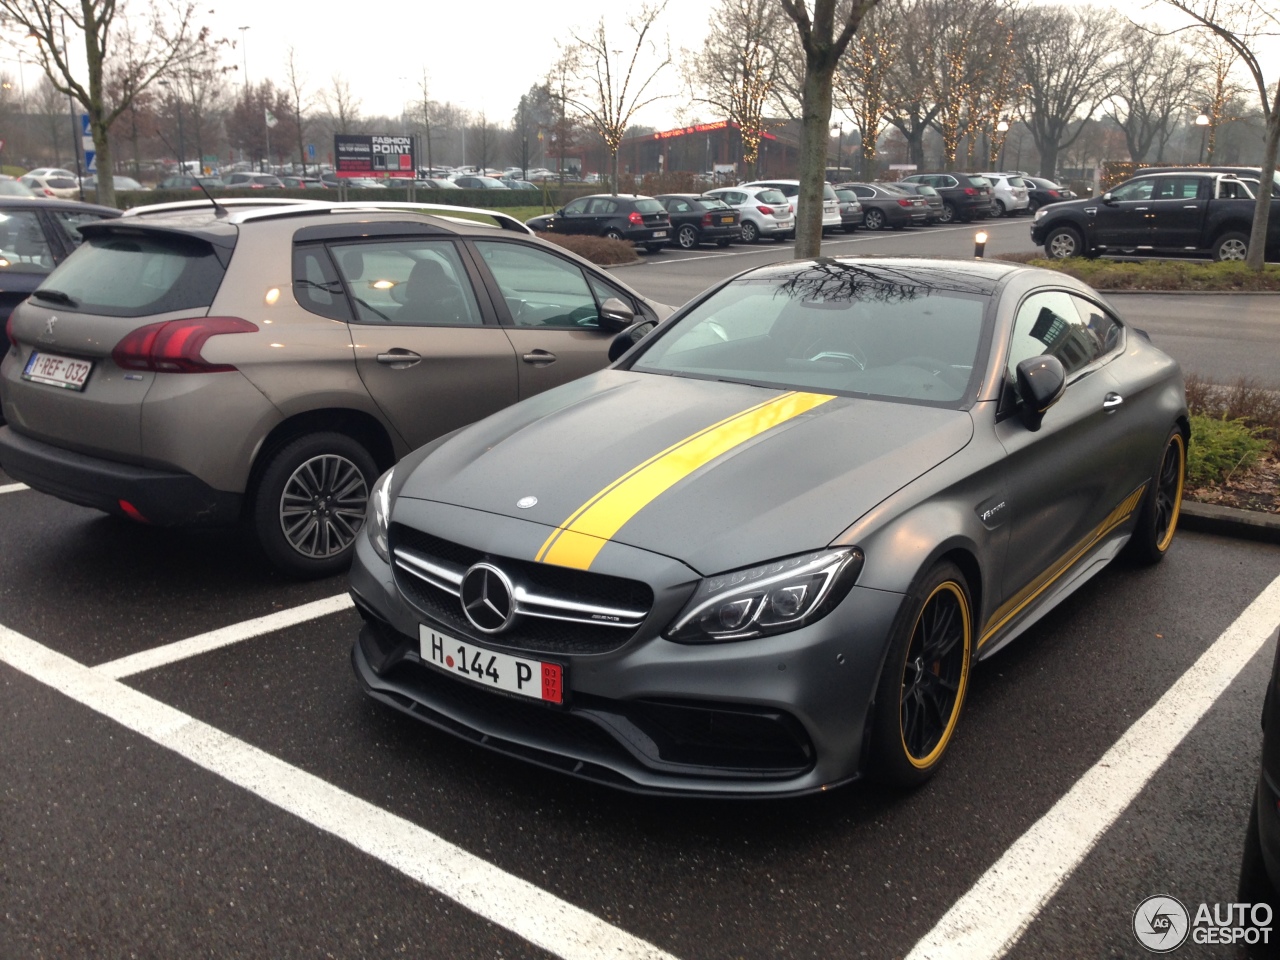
[632,262,990,406]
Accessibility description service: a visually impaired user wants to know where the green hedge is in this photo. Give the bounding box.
[111,184,599,212]
[1188,414,1269,485]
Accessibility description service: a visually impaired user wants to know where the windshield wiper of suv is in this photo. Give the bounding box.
[32,289,78,307]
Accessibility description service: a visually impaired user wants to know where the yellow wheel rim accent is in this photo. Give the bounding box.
[900,581,972,770]
[1156,433,1186,553]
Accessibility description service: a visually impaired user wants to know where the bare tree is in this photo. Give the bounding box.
[470,112,496,172]
[880,0,942,170]
[1187,29,1247,164]
[320,74,362,135]
[553,2,673,194]
[834,0,902,179]
[1016,5,1121,178]
[780,0,880,258]
[32,74,68,167]
[416,71,434,173]
[690,0,788,177]
[1,0,206,207]
[284,48,310,175]
[922,0,1007,169]
[1106,26,1202,163]
[1163,0,1280,269]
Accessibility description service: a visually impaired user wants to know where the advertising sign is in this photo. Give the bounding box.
[334,134,416,178]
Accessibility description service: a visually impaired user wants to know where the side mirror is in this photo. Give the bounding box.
[608,320,656,363]
[557,208,567,217]
[1015,355,1066,432]
[1101,192,1115,205]
[597,297,635,333]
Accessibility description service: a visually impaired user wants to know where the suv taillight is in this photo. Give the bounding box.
[964,187,977,195]
[112,317,257,373]
[628,211,644,225]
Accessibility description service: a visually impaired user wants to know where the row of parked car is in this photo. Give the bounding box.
[525,172,1079,252]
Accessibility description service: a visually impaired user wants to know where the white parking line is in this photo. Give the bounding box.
[94,594,355,679]
[0,482,30,495]
[0,624,677,960]
[906,571,1280,960]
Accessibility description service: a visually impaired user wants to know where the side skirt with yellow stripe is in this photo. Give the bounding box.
[978,482,1147,653]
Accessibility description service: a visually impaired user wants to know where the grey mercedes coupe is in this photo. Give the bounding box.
[348,257,1188,797]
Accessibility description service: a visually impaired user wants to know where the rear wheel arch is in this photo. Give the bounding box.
[244,408,396,519]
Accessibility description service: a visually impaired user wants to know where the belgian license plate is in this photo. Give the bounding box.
[652,230,667,238]
[419,625,564,704]
[23,351,93,391]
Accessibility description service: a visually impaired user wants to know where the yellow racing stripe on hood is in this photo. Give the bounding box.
[535,390,835,570]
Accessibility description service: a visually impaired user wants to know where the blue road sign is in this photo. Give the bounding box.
[307,143,316,159]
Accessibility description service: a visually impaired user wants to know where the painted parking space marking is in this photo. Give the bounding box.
[906,570,1280,960]
[93,594,355,679]
[0,482,29,495]
[0,623,678,960]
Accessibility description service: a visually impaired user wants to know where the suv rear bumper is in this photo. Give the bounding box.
[0,425,242,525]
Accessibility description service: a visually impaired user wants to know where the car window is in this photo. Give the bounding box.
[331,239,482,326]
[51,210,115,249]
[0,210,54,274]
[852,186,873,198]
[965,176,991,188]
[1218,179,1254,199]
[822,184,838,201]
[562,198,589,216]
[1008,290,1104,386]
[633,198,664,214]
[585,272,634,313]
[724,191,746,204]
[587,198,619,215]
[474,240,600,328]
[1070,295,1124,357]
[1110,178,1155,202]
[696,197,729,210]
[667,198,691,213]
[292,243,352,322]
[757,189,787,204]
[35,232,225,316]
[1151,177,1204,201]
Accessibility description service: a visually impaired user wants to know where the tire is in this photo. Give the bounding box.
[1123,427,1186,565]
[1239,793,1280,909]
[842,223,858,233]
[604,229,624,242]
[740,220,759,243]
[1044,224,1084,260]
[938,201,956,224]
[1028,199,1041,215]
[863,208,886,231]
[870,561,974,787]
[644,243,665,253]
[1214,231,1250,262]
[774,233,791,242]
[716,238,731,247]
[994,200,1007,218]
[677,224,698,250]
[253,432,376,579]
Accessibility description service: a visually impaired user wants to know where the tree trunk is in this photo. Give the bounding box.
[92,114,115,208]
[794,65,833,259]
[1037,142,1059,181]
[1246,111,1279,271]
[611,147,619,196]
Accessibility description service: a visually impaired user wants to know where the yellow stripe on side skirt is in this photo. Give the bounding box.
[536,391,835,570]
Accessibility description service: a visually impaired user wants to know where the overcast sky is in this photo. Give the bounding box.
[214,0,722,131]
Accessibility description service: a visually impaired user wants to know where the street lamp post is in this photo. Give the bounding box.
[996,117,1010,171]
[831,122,844,178]
[1195,108,1210,164]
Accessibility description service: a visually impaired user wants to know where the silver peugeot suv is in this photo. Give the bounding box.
[0,199,671,577]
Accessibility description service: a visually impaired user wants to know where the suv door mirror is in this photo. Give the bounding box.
[1101,192,1115,205]
[598,297,635,333]
[608,320,656,362]
[1015,355,1066,431]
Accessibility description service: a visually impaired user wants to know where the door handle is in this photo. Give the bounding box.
[1133,206,1148,211]
[522,350,557,365]
[376,349,422,366]
[1183,204,1199,209]
[1103,392,1124,410]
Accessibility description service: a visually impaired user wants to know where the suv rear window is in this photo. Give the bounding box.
[966,176,992,188]
[34,232,227,317]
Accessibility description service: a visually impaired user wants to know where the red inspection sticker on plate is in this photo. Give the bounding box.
[419,625,564,704]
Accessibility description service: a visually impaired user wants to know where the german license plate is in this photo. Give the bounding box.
[652,230,667,239]
[22,351,93,391]
[419,625,564,704]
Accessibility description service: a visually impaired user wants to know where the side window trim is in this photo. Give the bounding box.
[467,238,622,329]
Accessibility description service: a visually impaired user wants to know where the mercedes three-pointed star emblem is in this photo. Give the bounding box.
[459,562,517,634]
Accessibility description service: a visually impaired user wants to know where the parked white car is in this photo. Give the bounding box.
[702,185,796,243]
[739,179,842,233]
[978,173,1032,217]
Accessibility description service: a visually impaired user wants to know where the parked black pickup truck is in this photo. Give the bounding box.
[1030,170,1279,262]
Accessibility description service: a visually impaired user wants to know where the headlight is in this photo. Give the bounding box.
[666,548,864,643]
[1034,208,1048,221]
[367,467,394,564]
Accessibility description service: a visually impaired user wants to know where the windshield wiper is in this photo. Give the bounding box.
[32,289,77,307]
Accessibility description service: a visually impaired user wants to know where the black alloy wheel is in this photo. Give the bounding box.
[1124,427,1186,565]
[871,561,972,786]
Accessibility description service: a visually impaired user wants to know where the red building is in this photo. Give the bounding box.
[616,119,802,180]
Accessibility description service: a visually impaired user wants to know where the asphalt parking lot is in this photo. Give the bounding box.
[3,456,1280,958]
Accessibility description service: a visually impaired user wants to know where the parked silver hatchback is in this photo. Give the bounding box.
[0,199,672,577]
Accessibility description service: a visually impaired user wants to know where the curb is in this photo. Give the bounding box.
[1180,501,1280,544]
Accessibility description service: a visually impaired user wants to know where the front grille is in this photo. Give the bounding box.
[390,525,654,656]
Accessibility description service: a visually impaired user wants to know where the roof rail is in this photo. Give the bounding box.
[231,200,533,234]
[123,197,314,217]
